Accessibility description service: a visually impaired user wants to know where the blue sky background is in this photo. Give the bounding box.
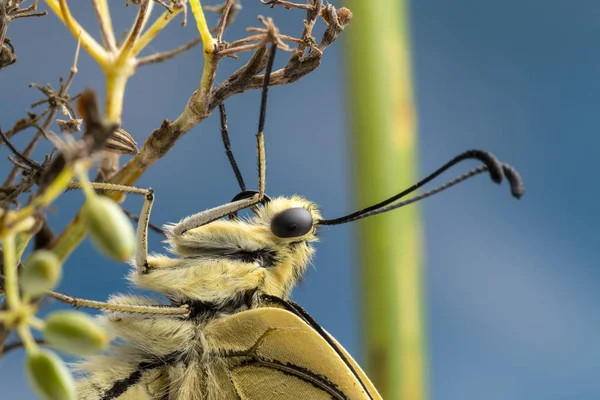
[1,1,598,399]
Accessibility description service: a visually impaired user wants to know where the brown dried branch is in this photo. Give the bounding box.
[0,111,47,143]
[210,5,351,109]
[0,129,42,172]
[171,0,188,27]
[0,1,48,70]
[215,0,234,42]
[37,90,118,194]
[136,35,203,66]
[216,16,290,58]
[127,0,172,11]
[120,0,151,58]
[205,0,241,36]
[260,0,313,10]
[3,41,81,186]
[91,0,117,52]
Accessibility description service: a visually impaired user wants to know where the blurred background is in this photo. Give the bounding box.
[0,1,598,399]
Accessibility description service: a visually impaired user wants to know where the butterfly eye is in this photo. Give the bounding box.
[271,208,313,238]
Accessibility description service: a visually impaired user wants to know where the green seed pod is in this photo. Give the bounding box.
[83,195,135,262]
[21,250,62,297]
[26,349,75,400]
[44,311,109,356]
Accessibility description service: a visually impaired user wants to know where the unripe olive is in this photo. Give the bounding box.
[44,310,109,356]
[21,250,62,298]
[26,349,75,400]
[83,196,135,262]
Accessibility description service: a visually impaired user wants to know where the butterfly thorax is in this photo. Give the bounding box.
[129,197,320,307]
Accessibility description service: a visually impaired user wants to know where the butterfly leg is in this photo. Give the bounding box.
[47,290,189,315]
[66,182,154,274]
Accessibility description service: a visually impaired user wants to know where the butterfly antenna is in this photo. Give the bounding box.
[219,103,247,191]
[319,150,524,226]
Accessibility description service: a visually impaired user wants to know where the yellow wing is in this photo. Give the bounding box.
[76,299,382,399]
[204,303,383,400]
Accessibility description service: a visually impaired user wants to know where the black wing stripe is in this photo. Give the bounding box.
[101,369,144,400]
[239,358,349,400]
[100,360,163,400]
[260,295,373,400]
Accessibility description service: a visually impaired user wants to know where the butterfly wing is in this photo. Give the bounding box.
[204,306,382,400]
[75,301,381,399]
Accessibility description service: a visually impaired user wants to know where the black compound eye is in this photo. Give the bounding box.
[271,208,313,238]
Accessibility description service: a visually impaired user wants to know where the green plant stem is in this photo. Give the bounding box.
[2,234,19,310]
[343,1,427,399]
[17,324,38,353]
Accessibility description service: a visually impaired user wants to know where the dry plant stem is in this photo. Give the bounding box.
[50,4,351,263]
[130,7,183,56]
[0,1,48,53]
[14,164,79,226]
[91,0,116,52]
[297,0,321,54]
[137,35,203,66]
[2,338,45,355]
[3,39,80,186]
[261,0,313,10]
[215,0,234,42]
[118,0,151,64]
[1,234,18,310]
[0,3,8,46]
[227,34,265,48]
[0,110,47,144]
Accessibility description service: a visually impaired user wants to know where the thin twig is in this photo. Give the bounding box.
[227,34,265,48]
[121,207,165,236]
[3,40,81,186]
[0,111,47,144]
[0,3,9,50]
[91,0,117,52]
[297,0,322,55]
[0,129,42,171]
[119,0,151,61]
[260,0,314,10]
[216,0,234,42]
[2,338,46,354]
[11,11,46,19]
[216,16,290,58]
[137,35,203,66]
[61,34,81,95]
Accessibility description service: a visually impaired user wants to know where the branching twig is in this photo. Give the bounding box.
[3,39,81,187]
[260,0,313,10]
[2,338,46,355]
[0,1,48,70]
[137,35,203,66]
[215,0,234,42]
[91,0,117,52]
